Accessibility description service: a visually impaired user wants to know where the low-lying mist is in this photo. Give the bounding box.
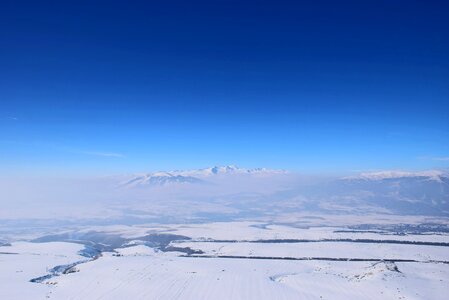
[1,168,448,230]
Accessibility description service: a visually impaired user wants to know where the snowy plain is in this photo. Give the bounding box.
[1,221,449,300]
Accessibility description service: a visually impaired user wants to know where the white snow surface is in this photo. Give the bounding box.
[179,241,449,261]
[0,242,85,299]
[26,250,449,300]
[1,222,449,299]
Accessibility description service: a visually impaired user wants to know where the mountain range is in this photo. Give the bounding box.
[329,170,449,215]
[119,166,449,216]
[121,165,287,187]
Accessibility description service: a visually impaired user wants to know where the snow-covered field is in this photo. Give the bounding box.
[178,241,449,261]
[1,221,449,299]
[42,250,449,300]
[0,242,86,299]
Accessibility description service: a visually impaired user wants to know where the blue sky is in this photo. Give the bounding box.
[1,0,448,175]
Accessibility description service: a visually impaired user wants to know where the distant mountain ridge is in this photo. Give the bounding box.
[333,170,449,215]
[119,168,449,216]
[121,165,287,187]
[343,170,449,182]
[123,173,205,187]
[175,165,287,177]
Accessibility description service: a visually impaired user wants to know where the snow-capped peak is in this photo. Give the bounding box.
[173,165,287,177]
[121,173,204,187]
[120,165,287,187]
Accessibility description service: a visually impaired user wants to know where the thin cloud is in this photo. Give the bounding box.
[81,151,125,158]
[432,157,449,161]
[0,140,125,158]
[417,156,449,161]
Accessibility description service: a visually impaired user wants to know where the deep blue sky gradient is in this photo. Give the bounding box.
[1,0,448,174]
